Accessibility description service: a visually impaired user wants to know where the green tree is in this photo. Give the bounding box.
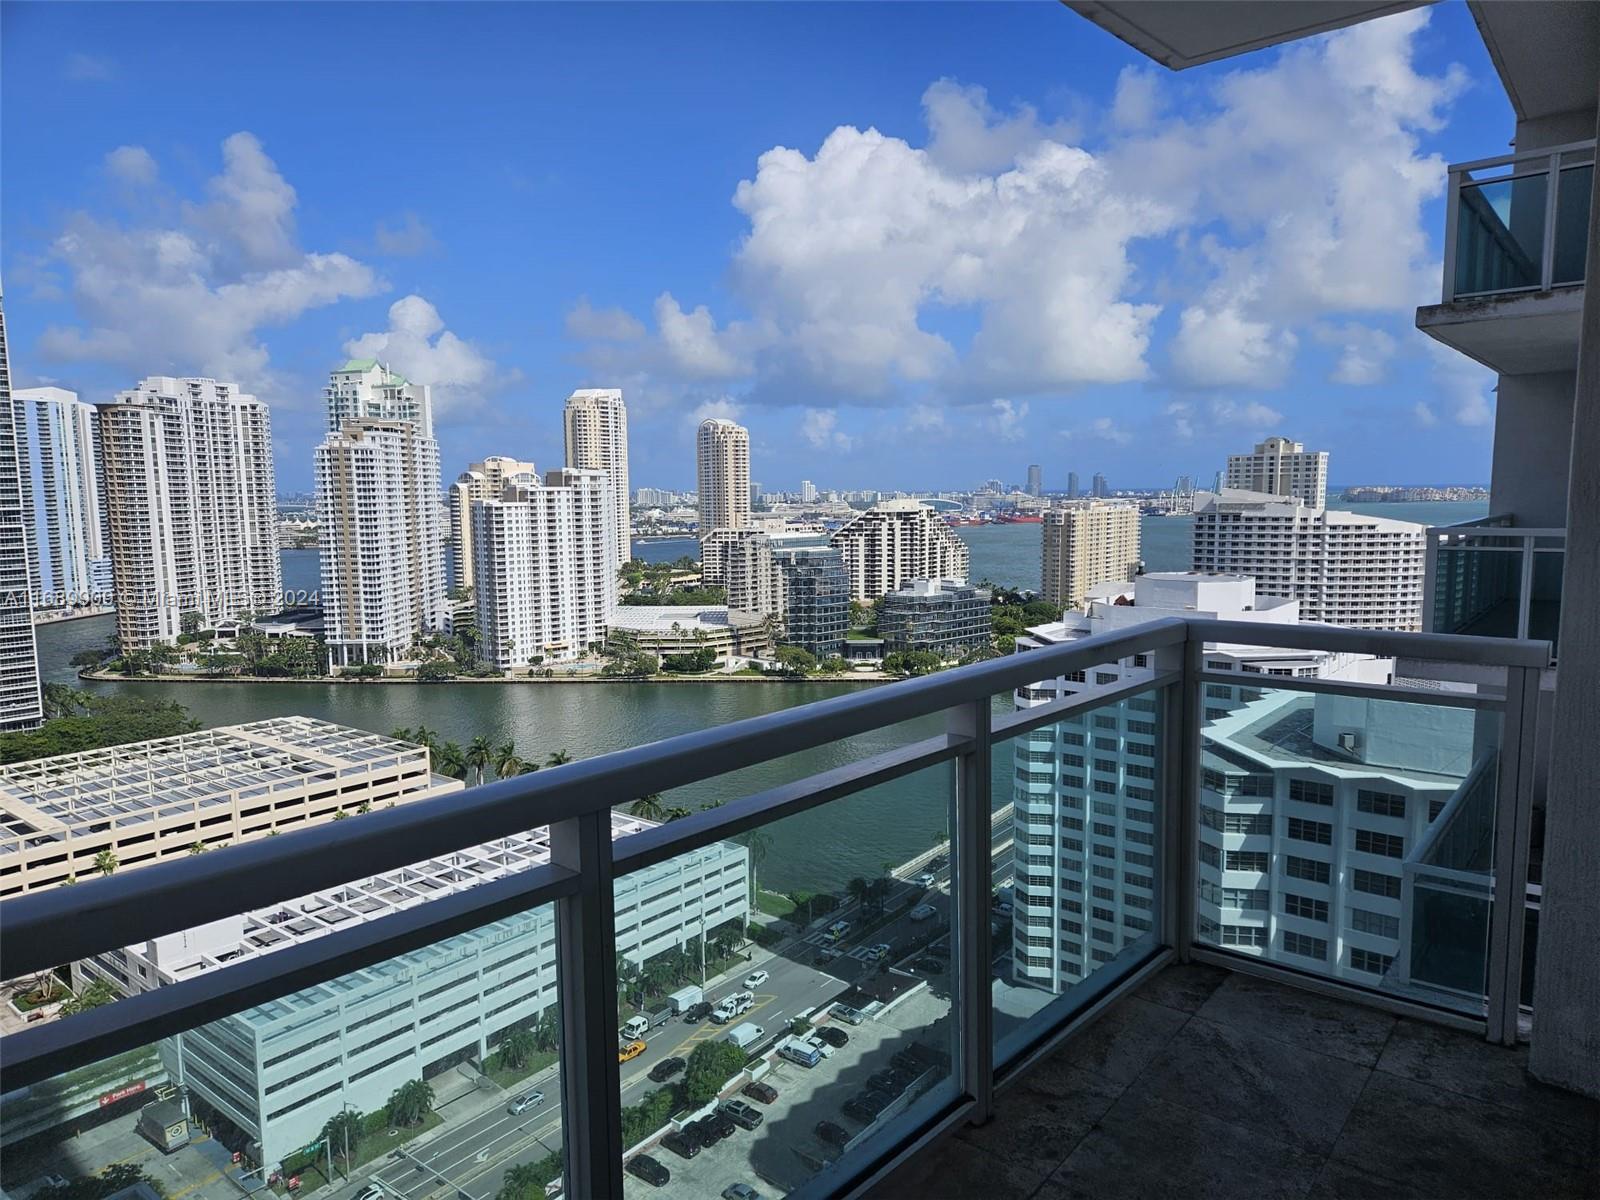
[741,830,773,913]
[94,849,118,876]
[320,1108,364,1170]
[434,742,467,779]
[497,1027,537,1071]
[847,876,872,914]
[628,794,666,820]
[494,741,527,780]
[498,1153,565,1200]
[386,1079,435,1128]
[772,645,816,677]
[60,977,116,1015]
[0,695,198,764]
[681,1041,748,1105]
[466,736,493,787]
[545,749,573,768]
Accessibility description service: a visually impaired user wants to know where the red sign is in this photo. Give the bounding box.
[99,1081,147,1107]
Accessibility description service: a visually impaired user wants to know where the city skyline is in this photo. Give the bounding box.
[2,4,1509,495]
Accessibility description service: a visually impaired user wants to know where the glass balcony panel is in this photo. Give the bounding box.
[1454,174,1546,296]
[1528,551,1565,651]
[991,687,1165,1067]
[1431,544,1523,638]
[609,764,956,1196]
[1552,163,1593,286]
[1194,683,1504,1016]
[1,901,565,1200]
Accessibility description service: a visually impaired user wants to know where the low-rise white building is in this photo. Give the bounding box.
[606,605,772,663]
[87,814,747,1168]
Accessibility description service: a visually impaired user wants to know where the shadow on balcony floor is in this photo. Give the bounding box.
[869,965,1600,1199]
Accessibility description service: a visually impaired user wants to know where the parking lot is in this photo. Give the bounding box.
[621,983,955,1199]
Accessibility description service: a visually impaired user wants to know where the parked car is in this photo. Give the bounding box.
[687,1118,720,1146]
[868,1068,911,1094]
[816,1120,850,1147]
[866,942,892,961]
[743,969,769,989]
[841,1098,877,1124]
[648,1056,685,1083]
[660,1131,699,1160]
[813,1025,849,1048]
[831,1003,867,1025]
[742,1080,779,1104]
[913,871,936,887]
[710,1111,738,1139]
[683,1000,713,1023]
[625,1155,670,1187]
[824,920,851,942]
[909,904,936,921]
[719,1099,764,1130]
[618,1039,646,1063]
[506,1091,543,1115]
[354,1187,385,1200]
[722,1186,763,1200]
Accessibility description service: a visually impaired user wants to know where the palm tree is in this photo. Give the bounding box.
[741,830,773,910]
[847,876,871,914]
[94,849,118,877]
[435,741,467,780]
[629,794,666,820]
[466,736,493,787]
[320,1108,364,1171]
[497,1027,537,1071]
[545,749,573,768]
[386,1079,435,1128]
[494,741,524,780]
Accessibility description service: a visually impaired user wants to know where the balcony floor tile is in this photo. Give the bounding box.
[873,1135,1049,1200]
[1049,995,1189,1086]
[953,1070,1122,1178]
[1134,1013,1370,1155]
[1133,961,1230,1015]
[1194,970,1397,1067]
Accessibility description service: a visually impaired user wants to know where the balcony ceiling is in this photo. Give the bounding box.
[1471,1,1600,124]
[1061,0,1432,70]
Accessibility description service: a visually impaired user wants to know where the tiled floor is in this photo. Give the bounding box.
[870,964,1600,1199]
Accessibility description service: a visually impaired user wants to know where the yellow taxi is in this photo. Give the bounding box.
[618,1039,647,1063]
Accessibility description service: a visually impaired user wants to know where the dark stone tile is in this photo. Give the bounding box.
[1195,971,1396,1067]
[1035,1089,1325,1200]
[1135,961,1230,1015]
[865,1136,1047,1200]
[1329,1069,1599,1200]
[1053,996,1191,1087]
[1137,1015,1369,1155]
[1306,1157,1452,1200]
[955,1070,1123,1177]
[1377,1019,1600,1133]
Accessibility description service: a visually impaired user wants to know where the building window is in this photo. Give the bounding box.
[1224,813,1272,835]
[1282,931,1328,961]
[1352,869,1401,898]
[1350,907,1400,938]
[1354,830,1405,858]
[1350,948,1395,975]
[1221,924,1268,948]
[1225,849,1269,872]
[1289,779,1334,806]
[1285,855,1331,884]
[1286,817,1332,845]
[1284,893,1329,922]
[1357,789,1407,819]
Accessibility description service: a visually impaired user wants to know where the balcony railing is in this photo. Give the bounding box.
[0,618,1551,1199]
[1444,139,1594,301]
[1425,514,1565,652]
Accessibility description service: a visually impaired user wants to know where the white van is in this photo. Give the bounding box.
[725,1022,765,1051]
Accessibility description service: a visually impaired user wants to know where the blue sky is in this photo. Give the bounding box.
[2,1,1510,493]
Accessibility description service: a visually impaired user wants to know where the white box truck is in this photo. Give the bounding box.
[668,985,703,1014]
[725,1022,765,1051]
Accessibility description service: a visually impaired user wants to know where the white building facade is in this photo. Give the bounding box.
[1192,489,1426,631]
[696,418,750,535]
[563,389,630,570]
[1225,436,1329,508]
[317,362,445,667]
[99,377,282,651]
[472,467,617,667]
[0,294,41,730]
[829,500,970,602]
[448,456,537,590]
[16,387,111,607]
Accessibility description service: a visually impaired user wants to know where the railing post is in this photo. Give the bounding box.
[551,812,624,1198]
[949,698,993,1124]
[1164,630,1204,962]
[1517,534,1537,641]
[1541,152,1561,291]
[1486,665,1540,1045]
[1442,165,1462,301]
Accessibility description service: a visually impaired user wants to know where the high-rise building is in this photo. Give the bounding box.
[1066,471,1080,500]
[772,545,849,659]
[879,579,993,658]
[449,456,537,589]
[1041,503,1142,610]
[1192,488,1426,630]
[473,468,617,668]
[800,479,818,504]
[829,500,970,602]
[563,389,630,569]
[720,528,780,618]
[100,376,282,652]
[696,418,750,534]
[16,387,111,607]
[1027,464,1042,497]
[1225,436,1328,509]
[0,293,41,731]
[317,360,444,667]
[1009,573,1403,994]
[1092,472,1109,498]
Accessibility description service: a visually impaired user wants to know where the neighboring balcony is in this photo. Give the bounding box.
[1426,515,1565,655]
[1416,140,1593,375]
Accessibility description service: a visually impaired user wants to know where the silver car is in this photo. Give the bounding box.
[507,1090,544,1115]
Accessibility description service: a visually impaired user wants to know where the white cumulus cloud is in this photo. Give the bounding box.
[343,295,508,419]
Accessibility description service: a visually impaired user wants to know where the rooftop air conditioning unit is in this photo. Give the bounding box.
[1338,731,1361,754]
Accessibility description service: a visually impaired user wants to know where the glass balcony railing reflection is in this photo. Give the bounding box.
[1426,515,1564,654]
[1447,140,1593,300]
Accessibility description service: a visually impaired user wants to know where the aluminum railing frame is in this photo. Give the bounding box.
[0,615,1550,1200]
